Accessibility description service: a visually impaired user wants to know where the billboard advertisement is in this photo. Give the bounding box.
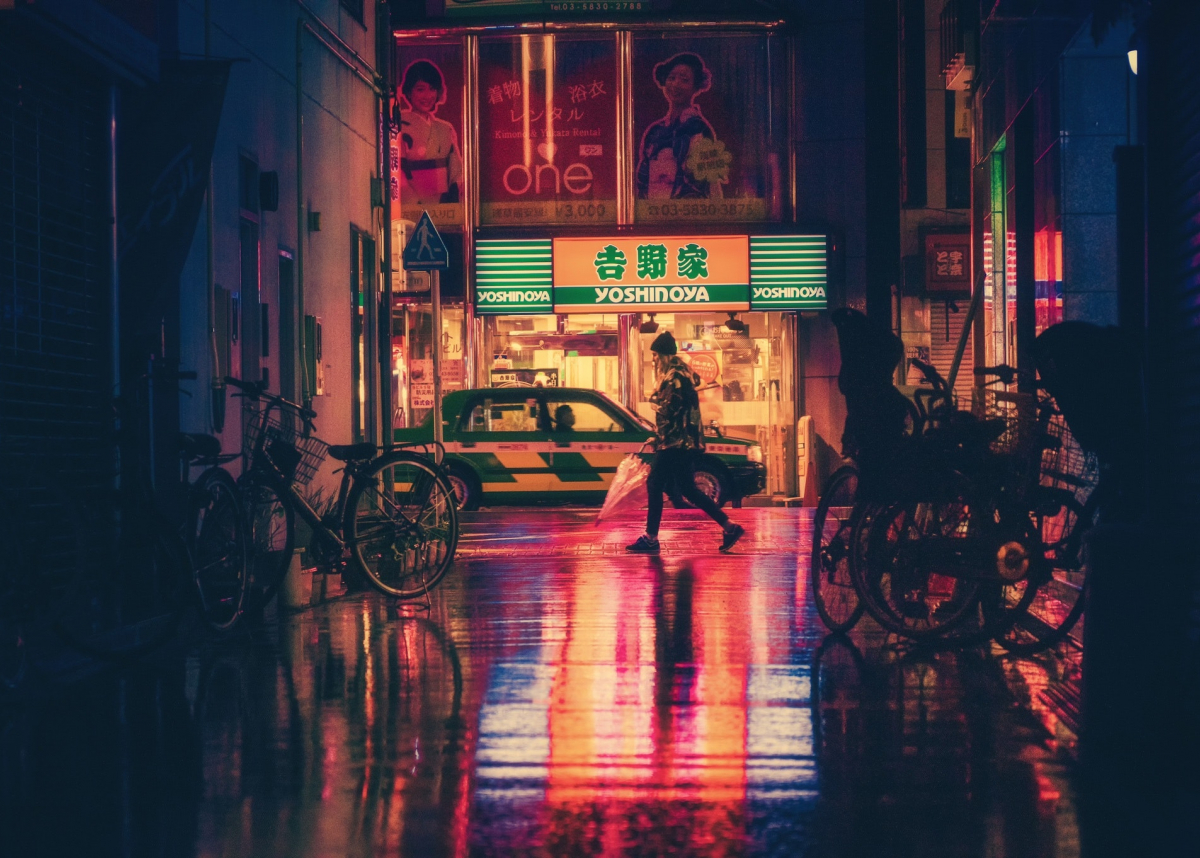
[479,36,618,226]
[391,43,465,228]
[632,35,785,225]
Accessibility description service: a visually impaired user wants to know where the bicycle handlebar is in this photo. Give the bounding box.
[974,364,1018,386]
[908,357,949,392]
[224,376,318,421]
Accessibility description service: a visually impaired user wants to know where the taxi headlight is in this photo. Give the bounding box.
[746,444,763,463]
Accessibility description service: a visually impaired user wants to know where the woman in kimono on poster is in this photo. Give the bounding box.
[395,60,463,206]
[636,52,729,200]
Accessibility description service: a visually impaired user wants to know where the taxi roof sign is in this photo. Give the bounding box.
[402,211,449,270]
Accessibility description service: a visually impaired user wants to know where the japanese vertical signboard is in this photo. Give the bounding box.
[925,232,970,293]
[632,34,786,225]
[479,35,618,226]
[391,42,465,228]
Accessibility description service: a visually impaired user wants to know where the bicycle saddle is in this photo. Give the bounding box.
[179,433,221,461]
[327,442,377,462]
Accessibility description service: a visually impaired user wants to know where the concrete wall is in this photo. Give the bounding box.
[177,0,381,490]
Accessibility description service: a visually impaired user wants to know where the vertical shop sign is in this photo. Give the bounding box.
[925,232,970,293]
[391,42,465,228]
[479,36,618,225]
[633,35,784,225]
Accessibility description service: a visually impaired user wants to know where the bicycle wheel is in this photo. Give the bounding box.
[995,494,1095,655]
[811,466,865,633]
[190,468,249,632]
[852,491,984,641]
[347,453,459,599]
[239,473,295,615]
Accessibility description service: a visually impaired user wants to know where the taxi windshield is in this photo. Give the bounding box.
[595,391,654,432]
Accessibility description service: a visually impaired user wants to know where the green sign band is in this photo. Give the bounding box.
[749,236,828,309]
[476,239,554,314]
[474,235,829,313]
[554,282,750,312]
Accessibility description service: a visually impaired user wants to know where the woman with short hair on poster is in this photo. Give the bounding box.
[636,52,728,201]
[395,59,463,207]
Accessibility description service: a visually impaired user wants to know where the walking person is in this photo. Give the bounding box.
[627,332,745,554]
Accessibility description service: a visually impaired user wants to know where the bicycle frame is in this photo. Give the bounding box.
[244,392,446,560]
[246,396,354,556]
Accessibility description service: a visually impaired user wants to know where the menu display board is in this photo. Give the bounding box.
[479,36,618,226]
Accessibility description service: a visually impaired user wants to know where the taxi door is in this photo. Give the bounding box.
[542,396,647,501]
[457,393,552,501]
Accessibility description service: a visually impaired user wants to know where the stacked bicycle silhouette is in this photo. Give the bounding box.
[811,310,1100,653]
[0,367,459,690]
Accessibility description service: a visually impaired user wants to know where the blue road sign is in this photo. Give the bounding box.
[402,211,450,270]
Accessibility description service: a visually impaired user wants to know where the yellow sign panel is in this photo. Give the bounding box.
[553,235,749,288]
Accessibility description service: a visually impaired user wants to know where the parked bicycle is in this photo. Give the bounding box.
[227,377,459,603]
[51,361,249,662]
[812,347,1097,654]
[811,354,963,634]
[851,364,1096,647]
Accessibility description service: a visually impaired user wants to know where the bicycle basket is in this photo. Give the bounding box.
[1040,409,1100,502]
[972,389,1042,458]
[244,411,327,486]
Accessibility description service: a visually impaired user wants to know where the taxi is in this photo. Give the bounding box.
[394,388,766,510]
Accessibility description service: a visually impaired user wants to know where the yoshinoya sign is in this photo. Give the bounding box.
[476,239,554,313]
[748,236,828,309]
[553,235,751,312]
[472,235,828,313]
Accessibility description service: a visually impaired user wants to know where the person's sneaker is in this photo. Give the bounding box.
[626,534,660,554]
[719,523,745,552]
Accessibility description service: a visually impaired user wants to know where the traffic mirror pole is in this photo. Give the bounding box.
[431,267,443,462]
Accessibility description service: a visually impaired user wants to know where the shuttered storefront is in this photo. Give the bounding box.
[0,27,112,492]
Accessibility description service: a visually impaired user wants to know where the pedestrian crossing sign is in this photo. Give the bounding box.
[402,211,450,270]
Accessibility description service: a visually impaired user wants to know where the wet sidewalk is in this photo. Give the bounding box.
[0,508,1164,856]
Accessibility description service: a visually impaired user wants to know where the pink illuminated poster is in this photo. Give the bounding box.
[479,36,618,226]
[391,42,465,228]
[633,35,786,224]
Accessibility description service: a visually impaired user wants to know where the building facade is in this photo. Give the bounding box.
[384,0,903,502]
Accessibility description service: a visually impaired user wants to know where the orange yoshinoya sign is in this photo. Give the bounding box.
[552,235,751,312]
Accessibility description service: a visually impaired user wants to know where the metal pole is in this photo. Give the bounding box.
[379,0,393,448]
[205,0,222,430]
[109,84,120,399]
[296,18,309,407]
[431,268,444,460]
[947,270,986,391]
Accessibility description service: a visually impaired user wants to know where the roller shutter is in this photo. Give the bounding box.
[0,27,112,492]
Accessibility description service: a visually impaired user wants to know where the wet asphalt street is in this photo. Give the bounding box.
[0,508,1157,857]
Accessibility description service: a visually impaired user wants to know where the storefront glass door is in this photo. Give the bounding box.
[633,311,795,497]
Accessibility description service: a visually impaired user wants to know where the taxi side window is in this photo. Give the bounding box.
[546,400,622,432]
[462,399,539,432]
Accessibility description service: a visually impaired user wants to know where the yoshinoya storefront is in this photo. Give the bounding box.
[473,233,826,497]
[386,14,830,498]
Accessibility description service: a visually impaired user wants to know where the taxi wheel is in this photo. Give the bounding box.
[445,465,481,512]
[692,467,728,508]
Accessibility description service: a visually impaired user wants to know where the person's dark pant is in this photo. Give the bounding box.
[646,447,729,536]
